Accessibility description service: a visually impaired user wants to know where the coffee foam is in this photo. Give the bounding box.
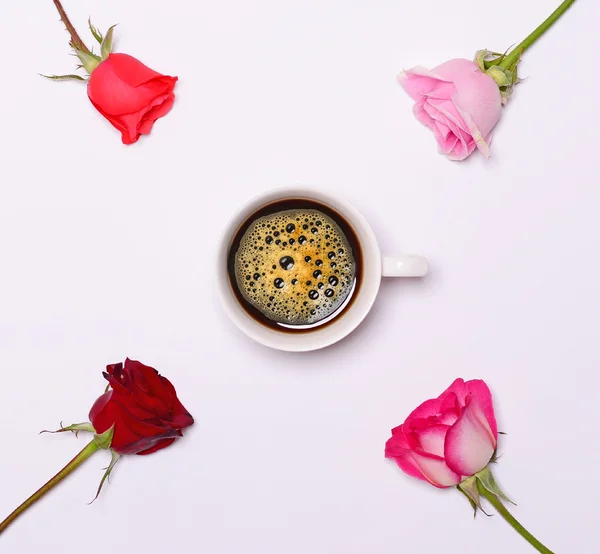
[234,209,356,326]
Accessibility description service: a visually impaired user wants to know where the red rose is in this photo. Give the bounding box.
[47,1,177,144]
[0,357,194,535]
[87,54,178,145]
[89,358,193,455]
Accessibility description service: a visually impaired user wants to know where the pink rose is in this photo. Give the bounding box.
[399,59,502,161]
[385,378,498,488]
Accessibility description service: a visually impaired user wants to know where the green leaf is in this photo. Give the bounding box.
[88,18,103,44]
[40,73,86,82]
[101,24,118,60]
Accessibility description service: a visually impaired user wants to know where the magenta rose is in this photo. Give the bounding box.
[399,59,502,161]
[385,378,498,488]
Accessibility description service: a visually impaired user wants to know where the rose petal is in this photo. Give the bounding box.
[169,397,195,429]
[120,93,173,144]
[427,98,469,133]
[409,451,462,488]
[139,94,175,135]
[87,54,177,115]
[109,53,165,86]
[441,378,467,399]
[88,97,135,144]
[435,120,450,140]
[136,438,177,456]
[438,392,460,423]
[453,104,490,158]
[105,362,123,376]
[439,136,458,156]
[398,67,452,101]
[422,101,469,157]
[113,410,181,454]
[464,380,498,440]
[89,391,112,425]
[447,135,477,161]
[102,367,131,395]
[413,97,434,127]
[444,397,497,476]
[415,101,460,155]
[441,379,498,439]
[404,397,443,430]
[117,432,181,455]
[385,426,429,482]
[415,424,449,457]
[128,359,172,415]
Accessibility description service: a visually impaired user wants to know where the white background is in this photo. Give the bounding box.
[0,0,597,552]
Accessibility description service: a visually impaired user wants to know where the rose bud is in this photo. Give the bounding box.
[0,359,193,536]
[45,0,177,144]
[385,378,555,553]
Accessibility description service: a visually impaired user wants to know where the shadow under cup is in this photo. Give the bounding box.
[218,188,385,352]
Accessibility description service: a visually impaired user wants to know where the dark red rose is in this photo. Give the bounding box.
[87,54,178,145]
[89,358,193,455]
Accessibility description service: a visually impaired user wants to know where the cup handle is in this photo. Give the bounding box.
[382,255,429,278]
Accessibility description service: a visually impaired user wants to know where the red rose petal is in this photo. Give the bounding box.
[136,438,177,456]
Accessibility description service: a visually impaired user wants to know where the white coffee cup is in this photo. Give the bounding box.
[217,187,428,352]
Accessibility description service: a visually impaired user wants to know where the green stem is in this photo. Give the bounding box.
[477,481,555,554]
[500,0,577,70]
[52,0,92,55]
[0,441,99,535]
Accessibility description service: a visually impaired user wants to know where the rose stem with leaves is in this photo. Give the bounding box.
[0,441,99,535]
[476,480,555,554]
[52,0,91,54]
[500,0,577,70]
[46,0,113,80]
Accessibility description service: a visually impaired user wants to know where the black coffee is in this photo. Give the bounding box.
[227,199,362,332]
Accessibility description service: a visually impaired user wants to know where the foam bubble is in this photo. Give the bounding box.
[234,209,356,325]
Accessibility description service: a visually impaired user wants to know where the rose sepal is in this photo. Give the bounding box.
[40,421,96,437]
[74,49,102,74]
[87,425,119,501]
[457,465,514,517]
[474,49,521,104]
[88,19,104,44]
[91,449,121,503]
[100,25,117,60]
[40,74,87,82]
[457,475,484,515]
[38,423,118,501]
[93,424,114,450]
